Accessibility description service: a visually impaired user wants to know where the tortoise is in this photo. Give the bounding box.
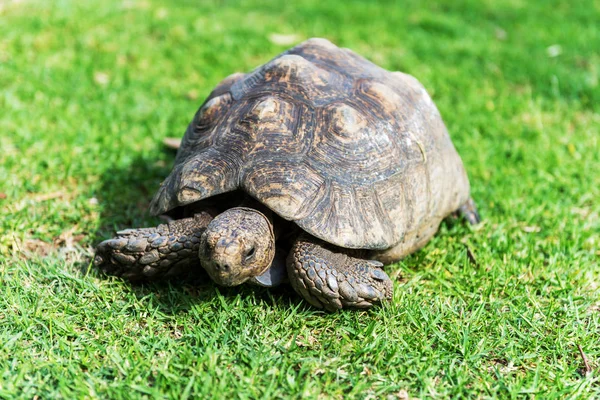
[94,38,479,311]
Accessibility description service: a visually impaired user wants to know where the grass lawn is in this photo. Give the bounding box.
[1,0,599,398]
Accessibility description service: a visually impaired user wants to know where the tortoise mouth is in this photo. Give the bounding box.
[202,261,253,286]
[202,261,269,287]
[201,256,272,287]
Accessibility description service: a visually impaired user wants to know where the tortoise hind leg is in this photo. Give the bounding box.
[287,235,393,312]
[457,197,481,225]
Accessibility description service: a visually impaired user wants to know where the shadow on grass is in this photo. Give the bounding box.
[93,154,172,243]
[89,151,304,315]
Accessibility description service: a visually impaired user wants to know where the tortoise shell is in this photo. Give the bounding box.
[150,38,470,250]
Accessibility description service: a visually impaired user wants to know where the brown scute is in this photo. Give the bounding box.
[172,93,234,166]
[235,96,299,140]
[242,160,326,221]
[149,149,240,215]
[150,38,471,251]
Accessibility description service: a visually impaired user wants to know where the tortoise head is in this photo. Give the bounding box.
[199,207,275,286]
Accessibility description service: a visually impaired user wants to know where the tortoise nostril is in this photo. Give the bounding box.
[217,264,230,272]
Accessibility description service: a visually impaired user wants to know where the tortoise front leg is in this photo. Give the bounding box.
[94,212,213,280]
[287,236,393,312]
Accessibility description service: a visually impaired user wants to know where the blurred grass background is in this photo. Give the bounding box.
[1,0,599,398]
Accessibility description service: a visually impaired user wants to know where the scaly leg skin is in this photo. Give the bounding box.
[94,212,213,281]
[287,235,393,312]
[458,197,481,225]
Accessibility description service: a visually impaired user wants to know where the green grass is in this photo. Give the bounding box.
[1,0,599,398]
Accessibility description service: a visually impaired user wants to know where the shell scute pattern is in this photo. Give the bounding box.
[150,38,470,250]
[242,161,326,221]
[174,73,245,165]
[235,97,300,141]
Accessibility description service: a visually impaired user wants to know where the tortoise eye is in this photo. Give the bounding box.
[244,246,256,262]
